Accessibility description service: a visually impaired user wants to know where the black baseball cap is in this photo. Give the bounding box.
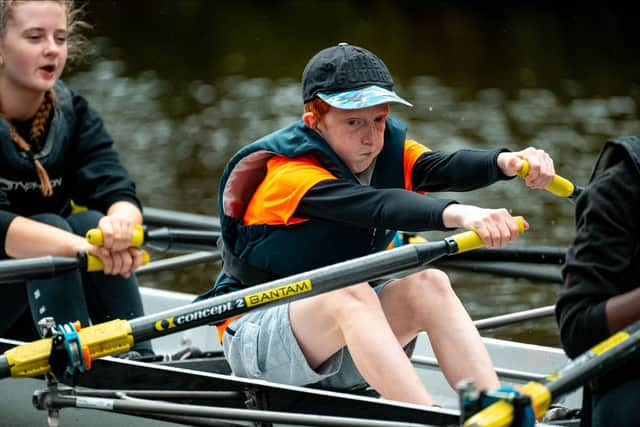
[302,43,412,109]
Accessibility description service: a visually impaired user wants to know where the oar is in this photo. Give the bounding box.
[473,305,555,330]
[434,260,563,284]
[142,207,220,231]
[86,225,220,253]
[0,218,524,379]
[450,246,566,265]
[136,251,221,276]
[0,252,151,284]
[0,251,213,284]
[517,159,583,202]
[462,318,640,426]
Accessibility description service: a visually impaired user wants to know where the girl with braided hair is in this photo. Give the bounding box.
[0,0,152,357]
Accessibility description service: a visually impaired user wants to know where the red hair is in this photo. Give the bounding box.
[304,98,331,122]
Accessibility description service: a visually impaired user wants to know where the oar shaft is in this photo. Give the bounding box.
[435,260,563,284]
[1,220,524,379]
[86,226,220,253]
[545,320,640,397]
[136,251,221,276]
[129,240,452,341]
[0,241,446,379]
[451,246,566,265]
[0,355,9,378]
[464,318,640,426]
[143,207,220,231]
[473,305,555,330]
[0,256,82,283]
[145,227,219,252]
[0,252,149,284]
[131,219,522,341]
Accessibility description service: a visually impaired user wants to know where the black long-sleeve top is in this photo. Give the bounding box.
[0,81,140,258]
[297,148,510,230]
[556,142,640,391]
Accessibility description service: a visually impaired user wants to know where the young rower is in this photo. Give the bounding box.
[0,0,152,357]
[198,42,557,405]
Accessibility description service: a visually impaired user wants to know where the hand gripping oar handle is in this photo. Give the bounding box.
[448,217,524,254]
[85,251,151,272]
[0,252,151,284]
[86,224,145,247]
[86,225,220,252]
[517,159,584,201]
[0,219,524,380]
[449,218,525,254]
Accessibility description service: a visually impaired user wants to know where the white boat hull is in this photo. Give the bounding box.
[0,286,581,426]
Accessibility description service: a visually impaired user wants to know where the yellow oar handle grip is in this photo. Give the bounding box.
[4,319,134,378]
[462,381,551,426]
[86,250,151,272]
[463,399,514,427]
[452,217,525,254]
[517,159,575,198]
[86,224,145,247]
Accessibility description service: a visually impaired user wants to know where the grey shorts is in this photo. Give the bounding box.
[222,282,416,391]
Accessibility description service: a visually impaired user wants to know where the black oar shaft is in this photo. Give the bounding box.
[0,256,83,283]
[0,356,8,378]
[545,320,640,397]
[86,226,220,253]
[0,241,449,379]
[435,260,563,284]
[451,246,566,265]
[136,251,221,276]
[568,185,584,203]
[1,224,514,379]
[129,240,451,341]
[144,227,219,252]
[143,207,220,231]
[464,318,640,426]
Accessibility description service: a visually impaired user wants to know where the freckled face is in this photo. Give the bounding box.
[316,104,389,174]
[0,1,68,94]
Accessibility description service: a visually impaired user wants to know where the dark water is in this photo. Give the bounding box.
[66,2,639,346]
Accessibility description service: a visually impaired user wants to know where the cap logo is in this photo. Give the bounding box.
[335,55,392,86]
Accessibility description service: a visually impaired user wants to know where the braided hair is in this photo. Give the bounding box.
[5,90,55,197]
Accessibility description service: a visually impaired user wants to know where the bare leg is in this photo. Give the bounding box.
[289,282,434,405]
[380,269,499,391]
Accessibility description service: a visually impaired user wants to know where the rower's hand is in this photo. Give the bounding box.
[498,147,555,189]
[443,205,529,248]
[93,246,144,278]
[97,215,138,252]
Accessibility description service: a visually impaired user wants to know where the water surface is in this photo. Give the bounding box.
[67,2,640,346]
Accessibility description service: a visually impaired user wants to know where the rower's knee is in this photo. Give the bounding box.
[331,283,380,322]
[404,269,458,310]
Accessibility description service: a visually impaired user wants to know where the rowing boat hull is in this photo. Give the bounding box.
[0,286,581,426]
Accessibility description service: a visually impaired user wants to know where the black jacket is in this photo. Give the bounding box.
[556,136,640,393]
[0,80,140,257]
